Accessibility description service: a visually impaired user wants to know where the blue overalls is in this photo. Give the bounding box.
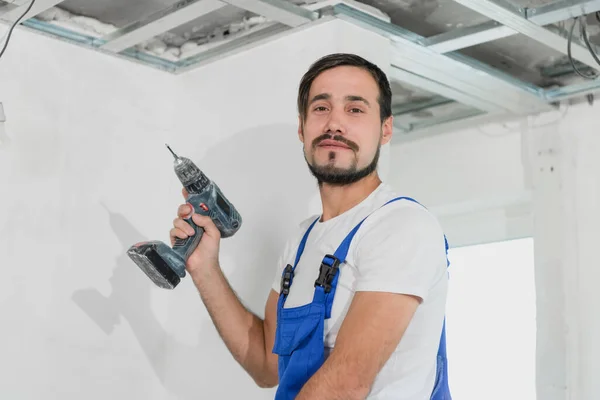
[272,197,452,399]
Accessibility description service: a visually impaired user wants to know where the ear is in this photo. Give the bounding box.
[298,115,304,143]
[380,116,393,145]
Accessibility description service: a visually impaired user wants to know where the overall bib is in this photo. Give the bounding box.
[272,197,452,400]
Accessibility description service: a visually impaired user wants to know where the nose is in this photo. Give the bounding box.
[325,109,345,135]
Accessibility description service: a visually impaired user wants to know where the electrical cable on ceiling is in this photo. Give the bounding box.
[567,14,600,80]
[580,16,600,65]
[0,0,37,62]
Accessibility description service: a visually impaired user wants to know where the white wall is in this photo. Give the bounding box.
[521,103,600,400]
[0,18,390,400]
[386,107,585,247]
[0,21,178,400]
[4,14,599,400]
[445,238,536,400]
[389,101,600,400]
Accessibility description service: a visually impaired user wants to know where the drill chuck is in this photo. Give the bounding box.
[127,145,242,289]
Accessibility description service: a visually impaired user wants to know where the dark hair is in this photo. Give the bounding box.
[297,53,392,124]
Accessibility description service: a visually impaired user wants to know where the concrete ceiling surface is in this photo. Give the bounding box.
[355,0,491,37]
[2,0,600,138]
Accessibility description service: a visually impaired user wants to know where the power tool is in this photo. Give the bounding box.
[127,144,242,289]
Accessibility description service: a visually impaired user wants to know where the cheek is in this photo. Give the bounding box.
[357,138,379,161]
[303,118,321,133]
[301,123,322,145]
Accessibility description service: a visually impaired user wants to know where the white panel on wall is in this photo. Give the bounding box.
[445,238,536,400]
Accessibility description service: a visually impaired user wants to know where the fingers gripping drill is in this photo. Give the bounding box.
[127,145,242,289]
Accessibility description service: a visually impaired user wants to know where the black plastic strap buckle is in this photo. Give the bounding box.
[281,264,294,295]
[314,255,341,293]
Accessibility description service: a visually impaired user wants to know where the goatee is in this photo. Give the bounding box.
[306,146,380,186]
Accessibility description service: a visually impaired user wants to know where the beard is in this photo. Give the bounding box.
[304,133,380,186]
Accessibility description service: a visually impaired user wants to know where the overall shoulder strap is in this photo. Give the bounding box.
[318,196,427,317]
[278,217,319,302]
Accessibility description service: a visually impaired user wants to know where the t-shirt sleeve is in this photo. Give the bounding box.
[352,202,447,302]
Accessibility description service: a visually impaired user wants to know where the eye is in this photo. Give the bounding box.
[349,108,363,113]
[314,106,329,112]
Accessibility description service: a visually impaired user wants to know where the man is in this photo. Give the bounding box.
[169,53,450,399]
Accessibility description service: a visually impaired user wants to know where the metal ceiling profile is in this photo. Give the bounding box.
[99,0,230,53]
[99,0,316,53]
[2,0,600,137]
[452,0,600,72]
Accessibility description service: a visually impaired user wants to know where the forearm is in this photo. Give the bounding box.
[296,351,371,400]
[190,262,273,386]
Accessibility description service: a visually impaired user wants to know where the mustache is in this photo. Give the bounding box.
[311,134,359,152]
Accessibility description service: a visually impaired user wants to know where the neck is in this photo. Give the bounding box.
[318,172,382,222]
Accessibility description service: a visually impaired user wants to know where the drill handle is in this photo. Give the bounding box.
[171,185,242,263]
[172,203,206,262]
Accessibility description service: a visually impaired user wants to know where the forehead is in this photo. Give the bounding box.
[309,66,379,100]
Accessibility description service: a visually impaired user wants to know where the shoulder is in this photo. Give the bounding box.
[354,194,446,253]
[350,193,448,300]
[378,197,441,230]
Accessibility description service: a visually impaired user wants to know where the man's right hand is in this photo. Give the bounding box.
[169,188,222,276]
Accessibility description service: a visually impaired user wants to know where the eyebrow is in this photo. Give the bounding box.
[309,93,371,107]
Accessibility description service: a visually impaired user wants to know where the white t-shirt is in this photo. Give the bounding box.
[271,183,448,400]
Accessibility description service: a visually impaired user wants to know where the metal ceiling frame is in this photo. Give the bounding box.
[100,0,228,53]
[175,21,290,69]
[3,0,600,135]
[332,4,551,115]
[424,0,600,53]
[452,0,600,71]
[222,0,317,26]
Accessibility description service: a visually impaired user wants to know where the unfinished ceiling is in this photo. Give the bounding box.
[2,0,600,138]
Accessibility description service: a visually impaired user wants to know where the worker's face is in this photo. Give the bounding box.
[299,66,393,185]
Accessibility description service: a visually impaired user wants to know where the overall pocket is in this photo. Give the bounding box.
[273,302,325,356]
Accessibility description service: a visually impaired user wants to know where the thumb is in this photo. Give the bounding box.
[191,213,221,239]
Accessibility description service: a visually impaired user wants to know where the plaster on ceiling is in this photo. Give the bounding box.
[355,0,490,36]
[35,6,116,36]
[34,4,274,61]
[26,0,391,62]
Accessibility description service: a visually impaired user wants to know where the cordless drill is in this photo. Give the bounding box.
[127,145,242,289]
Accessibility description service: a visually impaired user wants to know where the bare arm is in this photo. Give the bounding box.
[170,195,279,388]
[295,291,420,399]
